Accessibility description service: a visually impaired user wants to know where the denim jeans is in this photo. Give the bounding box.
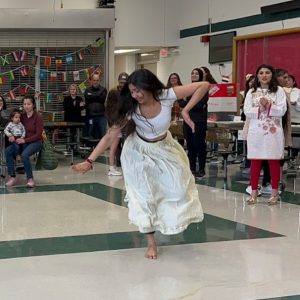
[12,142,22,156]
[5,140,42,179]
[88,116,107,139]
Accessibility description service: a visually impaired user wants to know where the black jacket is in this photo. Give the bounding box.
[178,92,209,124]
[84,85,107,117]
[63,95,84,122]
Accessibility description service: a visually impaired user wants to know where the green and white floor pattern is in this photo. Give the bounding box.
[0,156,300,300]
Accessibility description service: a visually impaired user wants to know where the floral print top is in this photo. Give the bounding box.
[243,87,287,159]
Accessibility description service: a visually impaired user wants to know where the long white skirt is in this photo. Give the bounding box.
[120,131,204,234]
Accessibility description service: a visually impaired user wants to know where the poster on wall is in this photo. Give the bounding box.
[207,83,237,121]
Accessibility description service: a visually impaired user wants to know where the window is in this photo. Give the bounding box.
[0,30,106,122]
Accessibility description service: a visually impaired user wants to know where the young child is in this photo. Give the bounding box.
[4,109,26,162]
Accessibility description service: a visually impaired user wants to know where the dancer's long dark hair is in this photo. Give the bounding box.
[106,69,166,135]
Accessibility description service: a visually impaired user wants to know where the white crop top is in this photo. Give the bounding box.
[131,88,177,139]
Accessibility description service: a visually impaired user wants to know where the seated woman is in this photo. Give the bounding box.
[5,95,44,188]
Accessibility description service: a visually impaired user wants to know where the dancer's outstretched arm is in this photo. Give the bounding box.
[72,127,121,174]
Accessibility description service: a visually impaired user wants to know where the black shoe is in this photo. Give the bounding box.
[279,181,285,193]
[195,171,205,179]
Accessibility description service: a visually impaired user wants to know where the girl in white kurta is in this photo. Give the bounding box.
[284,75,300,153]
[73,69,210,259]
[244,64,287,205]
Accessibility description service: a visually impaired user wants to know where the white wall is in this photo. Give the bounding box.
[114,0,179,47]
[0,0,98,9]
[113,0,300,84]
[1,0,300,86]
[162,0,300,84]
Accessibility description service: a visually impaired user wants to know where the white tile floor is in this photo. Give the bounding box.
[0,158,299,299]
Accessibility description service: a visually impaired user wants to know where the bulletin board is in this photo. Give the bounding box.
[232,27,300,90]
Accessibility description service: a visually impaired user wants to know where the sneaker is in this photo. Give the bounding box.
[5,177,19,187]
[245,185,262,197]
[27,178,35,188]
[242,168,250,174]
[261,183,272,195]
[108,167,122,176]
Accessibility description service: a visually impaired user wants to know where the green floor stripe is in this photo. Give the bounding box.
[259,295,300,300]
[0,172,285,259]
[94,155,300,205]
[0,214,282,259]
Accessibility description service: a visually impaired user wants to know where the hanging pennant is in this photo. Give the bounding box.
[221,75,230,83]
[31,55,38,65]
[28,67,35,77]
[73,71,80,81]
[86,45,96,55]
[20,51,28,62]
[56,94,64,102]
[66,55,73,65]
[8,71,15,81]
[95,38,104,48]
[61,72,67,82]
[9,90,17,100]
[77,51,84,61]
[83,69,90,80]
[18,86,26,95]
[12,51,19,62]
[20,67,28,77]
[39,69,47,80]
[44,56,52,66]
[1,55,10,66]
[50,72,57,81]
[46,93,53,103]
[78,82,86,93]
[55,59,63,68]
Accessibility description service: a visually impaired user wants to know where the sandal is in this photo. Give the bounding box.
[246,196,257,205]
[267,194,280,206]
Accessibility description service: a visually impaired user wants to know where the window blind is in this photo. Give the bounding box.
[0,30,106,123]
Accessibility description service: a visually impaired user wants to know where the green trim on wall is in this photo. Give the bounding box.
[180,10,300,38]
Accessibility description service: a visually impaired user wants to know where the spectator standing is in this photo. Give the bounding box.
[244,64,286,205]
[84,73,108,139]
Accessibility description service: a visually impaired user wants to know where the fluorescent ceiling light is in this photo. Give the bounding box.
[114,49,140,54]
[140,53,154,57]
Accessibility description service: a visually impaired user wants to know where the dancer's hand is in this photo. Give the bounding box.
[182,109,195,133]
[72,161,92,174]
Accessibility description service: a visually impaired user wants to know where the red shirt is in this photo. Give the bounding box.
[21,111,44,143]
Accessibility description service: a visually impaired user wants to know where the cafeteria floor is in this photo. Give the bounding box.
[0,152,300,300]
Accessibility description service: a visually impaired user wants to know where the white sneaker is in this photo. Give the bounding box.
[108,167,122,176]
[246,185,262,196]
[261,184,272,195]
[242,168,250,174]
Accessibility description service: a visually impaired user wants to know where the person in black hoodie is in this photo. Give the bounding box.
[84,73,108,139]
[179,68,208,178]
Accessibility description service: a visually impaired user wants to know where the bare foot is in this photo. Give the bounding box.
[145,245,158,259]
[145,233,158,259]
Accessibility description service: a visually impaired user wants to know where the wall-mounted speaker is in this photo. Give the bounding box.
[261,1,300,14]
